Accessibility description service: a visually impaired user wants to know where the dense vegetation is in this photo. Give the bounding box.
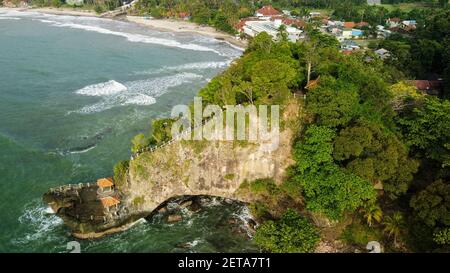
[378,9,450,97]
[112,2,449,253]
[190,7,447,252]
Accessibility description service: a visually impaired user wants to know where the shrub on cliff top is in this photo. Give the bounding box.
[113,160,129,190]
[254,209,319,253]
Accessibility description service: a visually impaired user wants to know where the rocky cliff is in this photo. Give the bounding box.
[43,98,301,238]
[122,99,301,214]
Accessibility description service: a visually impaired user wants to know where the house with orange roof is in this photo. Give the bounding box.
[255,5,281,18]
[97,177,114,193]
[356,21,369,28]
[100,196,121,211]
[344,22,356,28]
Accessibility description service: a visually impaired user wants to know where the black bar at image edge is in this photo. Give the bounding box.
[0,253,446,272]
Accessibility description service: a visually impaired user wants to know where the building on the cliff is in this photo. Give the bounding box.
[100,196,121,212]
[97,177,114,193]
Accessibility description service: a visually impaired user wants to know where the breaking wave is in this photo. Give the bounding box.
[36,19,221,54]
[0,17,21,20]
[75,80,127,96]
[135,61,232,75]
[72,72,202,114]
[11,201,63,245]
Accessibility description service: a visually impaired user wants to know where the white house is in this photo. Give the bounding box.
[374,48,391,59]
[342,28,353,39]
[66,0,84,5]
[242,20,302,42]
[367,0,381,5]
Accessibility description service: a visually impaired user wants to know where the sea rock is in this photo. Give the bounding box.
[158,207,167,214]
[180,200,193,209]
[167,214,182,223]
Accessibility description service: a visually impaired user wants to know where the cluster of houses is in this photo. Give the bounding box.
[322,17,417,42]
[235,5,306,42]
[234,5,418,52]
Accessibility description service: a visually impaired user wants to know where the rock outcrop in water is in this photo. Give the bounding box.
[43,99,301,238]
[43,182,147,239]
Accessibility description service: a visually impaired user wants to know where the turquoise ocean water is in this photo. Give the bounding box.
[0,9,257,252]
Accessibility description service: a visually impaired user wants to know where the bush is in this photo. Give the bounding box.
[94,5,105,14]
[113,160,129,190]
[341,219,382,246]
[254,209,320,253]
[249,178,279,195]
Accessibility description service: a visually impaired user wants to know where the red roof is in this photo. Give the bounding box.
[178,12,190,18]
[97,177,114,188]
[413,80,443,91]
[100,196,120,207]
[305,77,320,89]
[344,22,355,28]
[389,17,401,23]
[269,17,305,28]
[342,50,354,55]
[256,5,280,16]
[235,18,259,30]
[356,21,369,28]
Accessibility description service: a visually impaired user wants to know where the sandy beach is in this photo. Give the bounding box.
[0,6,99,17]
[1,7,247,49]
[126,16,247,49]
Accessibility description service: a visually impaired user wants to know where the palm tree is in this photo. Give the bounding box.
[360,202,383,227]
[383,212,406,247]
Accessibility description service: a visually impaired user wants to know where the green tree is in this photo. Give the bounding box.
[113,160,129,189]
[397,97,450,169]
[254,209,320,253]
[360,201,383,227]
[333,123,418,198]
[247,32,274,54]
[383,211,406,247]
[250,59,296,104]
[434,228,450,245]
[410,180,450,228]
[131,133,148,153]
[290,125,376,220]
[150,118,176,144]
[307,76,360,127]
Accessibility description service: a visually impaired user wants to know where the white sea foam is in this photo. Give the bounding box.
[122,94,156,106]
[72,72,201,114]
[231,206,256,239]
[33,19,56,24]
[45,206,56,214]
[135,61,231,75]
[37,19,220,54]
[68,145,97,154]
[126,72,202,96]
[13,201,63,244]
[75,80,127,96]
[0,17,21,20]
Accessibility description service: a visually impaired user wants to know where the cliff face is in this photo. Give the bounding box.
[42,99,301,238]
[123,99,301,214]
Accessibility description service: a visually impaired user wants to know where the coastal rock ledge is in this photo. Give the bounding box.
[43,99,301,238]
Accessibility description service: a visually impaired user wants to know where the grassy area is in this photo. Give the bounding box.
[309,8,334,17]
[379,2,431,12]
[340,218,383,247]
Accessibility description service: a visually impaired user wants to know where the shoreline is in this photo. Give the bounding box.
[125,16,248,49]
[0,6,99,17]
[1,7,247,49]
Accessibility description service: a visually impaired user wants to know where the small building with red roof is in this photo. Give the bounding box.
[344,22,356,28]
[255,5,281,17]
